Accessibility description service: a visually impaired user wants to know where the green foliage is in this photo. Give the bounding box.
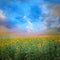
[0,36,60,60]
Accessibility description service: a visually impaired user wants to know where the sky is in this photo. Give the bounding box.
[0,0,60,36]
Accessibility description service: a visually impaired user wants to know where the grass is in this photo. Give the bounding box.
[0,35,60,60]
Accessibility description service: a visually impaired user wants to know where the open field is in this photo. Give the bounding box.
[0,35,60,60]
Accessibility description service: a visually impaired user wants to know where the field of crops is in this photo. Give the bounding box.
[0,35,60,60]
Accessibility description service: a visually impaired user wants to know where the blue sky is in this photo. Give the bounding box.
[0,0,60,34]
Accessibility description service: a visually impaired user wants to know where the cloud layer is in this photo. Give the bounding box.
[0,0,60,36]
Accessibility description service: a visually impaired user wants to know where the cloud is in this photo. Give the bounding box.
[24,16,34,33]
[0,10,6,21]
[0,24,23,37]
[41,4,50,15]
[0,9,7,29]
[0,9,22,32]
[0,23,22,32]
[43,4,60,33]
[51,5,60,16]
[23,4,60,33]
[8,24,22,32]
[0,25,9,32]
[0,0,60,34]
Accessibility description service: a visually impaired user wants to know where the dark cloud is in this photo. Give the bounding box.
[43,4,60,33]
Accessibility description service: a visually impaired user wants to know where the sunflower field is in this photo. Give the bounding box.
[0,35,60,60]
